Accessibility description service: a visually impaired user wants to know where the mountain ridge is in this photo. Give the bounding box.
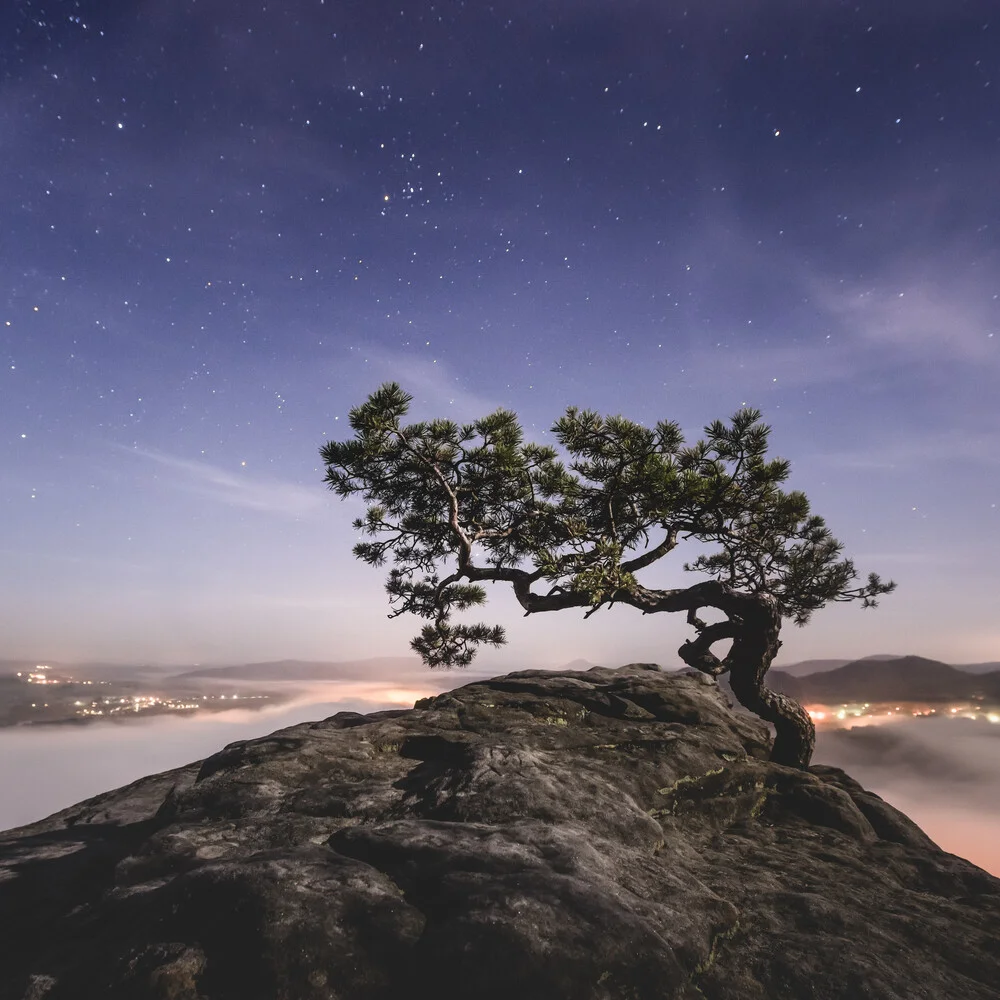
[3,652,998,681]
[780,654,1000,703]
[167,656,430,682]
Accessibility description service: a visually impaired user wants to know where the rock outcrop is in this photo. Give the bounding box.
[1,664,998,1000]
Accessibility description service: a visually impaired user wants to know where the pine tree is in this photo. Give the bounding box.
[320,383,895,768]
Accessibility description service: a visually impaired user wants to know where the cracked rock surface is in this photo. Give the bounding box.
[1,664,998,1000]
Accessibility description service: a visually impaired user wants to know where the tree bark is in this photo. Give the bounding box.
[673,585,816,768]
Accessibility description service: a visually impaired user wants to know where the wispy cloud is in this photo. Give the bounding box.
[350,344,503,420]
[816,427,1000,472]
[678,272,999,400]
[809,276,999,367]
[656,189,1000,394]
[124,447,324,517]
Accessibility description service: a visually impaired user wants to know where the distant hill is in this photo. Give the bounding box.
[0,660,169,680]
[558,658,600,672]
[771,659,851,676]
[955,662,1000,675]
[168,657,430,682]
[776,656,1000,704]
[773,654,904,676]
[718,656,1000,706]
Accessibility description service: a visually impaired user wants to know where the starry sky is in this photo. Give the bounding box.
[3,0,998,668]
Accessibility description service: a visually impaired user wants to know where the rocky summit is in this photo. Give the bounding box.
[1,664,998,1000]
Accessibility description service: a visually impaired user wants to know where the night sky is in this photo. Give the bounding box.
[3,0,998,668]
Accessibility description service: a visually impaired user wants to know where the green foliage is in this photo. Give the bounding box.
[320,382,895,667]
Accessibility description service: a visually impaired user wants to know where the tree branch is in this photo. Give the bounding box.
[621,527,679,573]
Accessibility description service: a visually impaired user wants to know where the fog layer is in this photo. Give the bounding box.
[0,678,453,832]
[814,717,1000,875]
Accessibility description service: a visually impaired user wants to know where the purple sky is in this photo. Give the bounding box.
[2,1,998,668]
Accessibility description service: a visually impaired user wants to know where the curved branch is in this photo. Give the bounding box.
[620,527,679,574]
[677,619,737,676]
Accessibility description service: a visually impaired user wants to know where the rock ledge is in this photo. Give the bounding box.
[1,664,998,1000]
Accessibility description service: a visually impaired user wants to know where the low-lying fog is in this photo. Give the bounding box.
[1,675,997,877]
[813,716,1000,876]
[0,676,460,832]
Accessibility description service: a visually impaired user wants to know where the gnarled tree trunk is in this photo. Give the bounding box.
[674,584,816,769]
[500,571,817,768]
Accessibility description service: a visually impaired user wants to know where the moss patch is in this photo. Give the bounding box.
[650,764,772,828]
[692,919,742,979]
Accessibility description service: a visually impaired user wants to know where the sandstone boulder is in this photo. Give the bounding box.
[1,664,997,999]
